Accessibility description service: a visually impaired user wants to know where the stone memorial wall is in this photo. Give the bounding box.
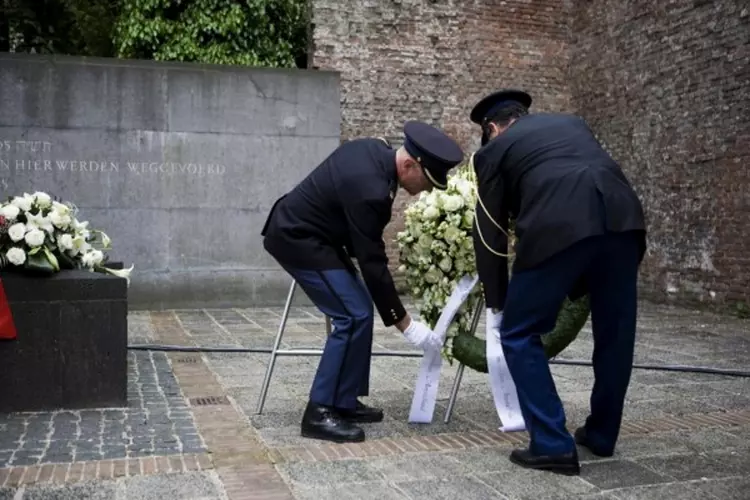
[0,54,341,309]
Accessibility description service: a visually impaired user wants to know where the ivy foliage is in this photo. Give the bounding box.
[0,0,119,56]
[113,0,308,68]
[2,0,308,69]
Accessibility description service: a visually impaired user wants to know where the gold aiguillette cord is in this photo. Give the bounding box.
[469,153,511,258]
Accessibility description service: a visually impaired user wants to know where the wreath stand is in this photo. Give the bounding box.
[443,296,484,423]
[254,278,485,423]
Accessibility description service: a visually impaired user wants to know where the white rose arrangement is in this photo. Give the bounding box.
[0,192,133,284]
[396,164,483,362]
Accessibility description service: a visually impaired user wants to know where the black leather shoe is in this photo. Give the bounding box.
[509,448,581,476]
[574,427,614,457]
[337,400,384,423]
[300,402,365,443]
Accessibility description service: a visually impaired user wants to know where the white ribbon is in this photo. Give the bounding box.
[486,313,526,432]
[407,274,527,432]
[408,275,478,423]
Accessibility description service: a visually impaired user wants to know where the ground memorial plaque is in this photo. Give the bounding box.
[0,54,341,308]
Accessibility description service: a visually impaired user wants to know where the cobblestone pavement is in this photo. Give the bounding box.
[0,302,748,499]
[0,351,205,468]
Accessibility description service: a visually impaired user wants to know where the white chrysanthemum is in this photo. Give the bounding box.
[424,266,442,284]
[52,201,71,215]
[7,223,26,242]
[58,233,74,251]
[49,209,72,229]
[0,204,20,221]
[6,247,26,266]
[33,191,52,208]
[438,257,452,273]
[424,191,439,208]
[443,194,464,212]
[422,205,440,220]
[10,194,33,212]
[24,228,45,247]
[81,249,104,268]
[454,178,474,200]
[417,233,433,250]
[443,225,461,243]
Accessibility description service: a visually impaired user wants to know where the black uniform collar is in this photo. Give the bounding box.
[387,149,398,200]
[376,139,399,200]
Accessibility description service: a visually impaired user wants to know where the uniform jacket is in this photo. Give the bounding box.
[472,112,647,310]
[262,138,406,326]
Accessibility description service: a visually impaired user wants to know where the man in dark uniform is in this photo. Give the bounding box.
[468,89,647,474]
[262,121,464,444]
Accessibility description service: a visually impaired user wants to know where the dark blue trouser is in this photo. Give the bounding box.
[281,266,374,410]
[500,231,641,456]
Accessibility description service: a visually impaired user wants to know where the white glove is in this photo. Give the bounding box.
[403,320,443,351]
[486,308,503,334]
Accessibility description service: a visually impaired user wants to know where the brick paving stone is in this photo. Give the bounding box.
[394,475,507,500]
[219,465,295,500]
[604,482,709,500]
[692,476,750,500]
[261,408,750,465]
[221,302,750,498]
[0,453,212,487]
[0,352,204,469]
[151,311,294,500]
[3,302,746,499]
[291,480,410,500]
[579,460,671,490]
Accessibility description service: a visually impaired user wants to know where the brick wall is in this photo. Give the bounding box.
[569,1,750,309]
[310,0,749,310]
[310,0,574,290]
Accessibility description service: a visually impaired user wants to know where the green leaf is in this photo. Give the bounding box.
[43,247,61,272]
[113,0,307,69]
[24,252,57,275]
[57,251,77,270]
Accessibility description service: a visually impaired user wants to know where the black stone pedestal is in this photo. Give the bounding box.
[0,270,128,412]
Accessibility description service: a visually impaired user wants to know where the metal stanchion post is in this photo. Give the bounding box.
[256,278,454,414]
[255,280,297,415]
[443,297,484,424]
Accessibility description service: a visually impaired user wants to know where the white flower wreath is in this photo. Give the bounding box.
[396,163,590,370]
[396,164,485,363]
